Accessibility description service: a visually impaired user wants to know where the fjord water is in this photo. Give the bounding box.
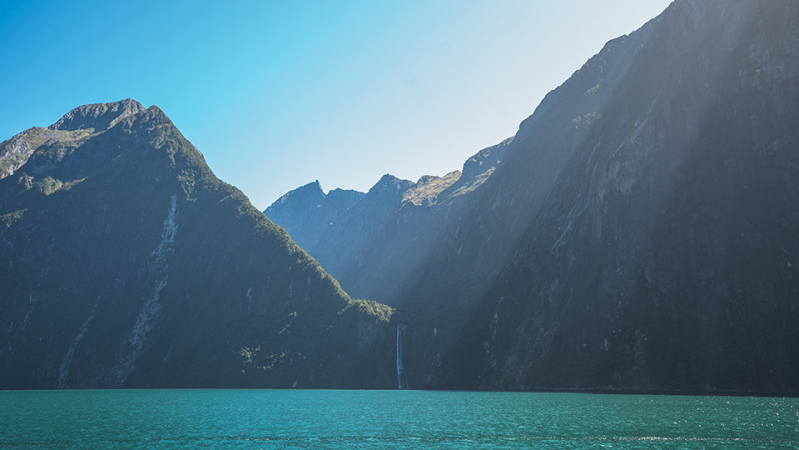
[1,390,797,449]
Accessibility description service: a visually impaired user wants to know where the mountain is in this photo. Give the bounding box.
[265,138,509,303]
[269,0,799,394]
[0,99,394,389]
[263,181,364,251]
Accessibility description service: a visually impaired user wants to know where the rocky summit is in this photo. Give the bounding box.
[268,0,799,394]
[0,100,393,389]
[264,180,364,252]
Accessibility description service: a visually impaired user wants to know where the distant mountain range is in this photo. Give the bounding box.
[266,0,799,394]
[265,137,508,304]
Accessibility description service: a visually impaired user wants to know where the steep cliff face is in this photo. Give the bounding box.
[0,100,394,389]
[267,0,799,394]
[400,0,799,394]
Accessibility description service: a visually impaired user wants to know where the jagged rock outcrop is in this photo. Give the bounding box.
[0,100,394,389]
[0,135,34,179]
[0,100,150,182]
[48,98,146,132]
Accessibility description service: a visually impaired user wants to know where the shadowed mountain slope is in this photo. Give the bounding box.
[0,100,394,389]
[400,0,799,394]
[269,0,799,394]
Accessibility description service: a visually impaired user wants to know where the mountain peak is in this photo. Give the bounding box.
[1,99,392,389]
[373,174,412,190]
[48,99,146,132]
[138,104,174,128]
[308,179,323,192]
[271,180,325,207]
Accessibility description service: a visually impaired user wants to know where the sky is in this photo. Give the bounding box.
[1,0,673,210]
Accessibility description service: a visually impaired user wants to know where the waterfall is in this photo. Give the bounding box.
[396,325,408,390]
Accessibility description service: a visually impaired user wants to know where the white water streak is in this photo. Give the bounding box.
[57,308,96,388]
[113,194,177,386]
[396,325,408,390]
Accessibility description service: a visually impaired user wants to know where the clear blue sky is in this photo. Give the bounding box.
[1,0,672,210]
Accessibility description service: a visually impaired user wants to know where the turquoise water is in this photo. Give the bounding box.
[1,390,797,448]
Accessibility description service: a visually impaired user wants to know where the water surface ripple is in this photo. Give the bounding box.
[1,390,797,448]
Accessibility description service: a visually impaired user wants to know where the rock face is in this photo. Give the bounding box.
[0,99,147,181]
[0,100,394,389]
[0,135,34,180]
[405,0,799,394]
[270,0,799,394]
[48,98,146,132]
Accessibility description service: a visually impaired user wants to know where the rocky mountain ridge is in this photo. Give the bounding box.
[0,99,145,180]
[265,137,510,303]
